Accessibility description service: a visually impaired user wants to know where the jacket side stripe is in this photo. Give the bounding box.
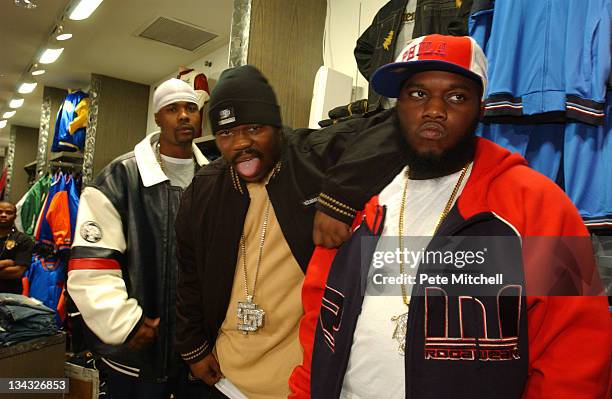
[68,258,120,271]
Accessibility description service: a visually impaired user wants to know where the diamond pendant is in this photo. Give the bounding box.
[391,311,409,355]
[237,295,265,334]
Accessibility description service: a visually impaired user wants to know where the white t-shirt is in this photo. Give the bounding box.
[340,164,472,399]
[160,154,195,189]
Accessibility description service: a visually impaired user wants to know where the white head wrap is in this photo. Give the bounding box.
[153,78,199,113]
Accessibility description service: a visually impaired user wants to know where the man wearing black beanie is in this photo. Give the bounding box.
[174,65,395,398]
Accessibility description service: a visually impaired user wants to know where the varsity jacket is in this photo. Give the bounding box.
[174,113,393,364]
[67,132,208,381]
[355,0,472,110]
[52,90,89,152]
[290,138,612,398]
[470,0,612,125]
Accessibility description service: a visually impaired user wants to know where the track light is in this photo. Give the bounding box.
[2,111,16,119]
[0,120,7,129]
[54,25,72,41]
[31,64,46,76]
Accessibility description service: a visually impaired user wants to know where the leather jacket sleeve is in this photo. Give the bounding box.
[68,185,143,345]
[354,19,378,81]
[316,109,408,224]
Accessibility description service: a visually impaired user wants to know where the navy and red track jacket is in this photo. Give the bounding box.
[290,138,612,399]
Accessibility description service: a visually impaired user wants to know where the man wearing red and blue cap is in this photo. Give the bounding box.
[292,34,611,399]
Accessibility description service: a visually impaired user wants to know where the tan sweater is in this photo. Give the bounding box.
[214,179,305,398]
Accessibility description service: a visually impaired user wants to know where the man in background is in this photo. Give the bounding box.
[0,201,33,294]
[68,78,209,398]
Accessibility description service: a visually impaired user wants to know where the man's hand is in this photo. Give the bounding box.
[189,353,224,385]
[313,210,352,248]
[127,317,160,350]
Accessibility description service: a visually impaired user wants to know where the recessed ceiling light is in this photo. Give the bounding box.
[0,120,7,129]
[69,0,104,20]
[39,48,64,64]
[9,99,24,109]
[18,82,37,94]
[2,111,16,119]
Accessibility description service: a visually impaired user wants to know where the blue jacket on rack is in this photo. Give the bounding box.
[469,0,612,125]
[51,90,89,152]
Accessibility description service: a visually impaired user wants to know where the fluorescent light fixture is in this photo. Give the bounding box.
[69,0,104,20]
[0,120,7,129]
[18,82,37,94]
[9,99,24,109]
[2,111,16,119]
[39,47,64,64]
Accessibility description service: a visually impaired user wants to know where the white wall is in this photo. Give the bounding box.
[145,42,230,136]
[324,0,389,101]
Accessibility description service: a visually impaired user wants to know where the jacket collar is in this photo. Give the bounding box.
[135,131,209,187]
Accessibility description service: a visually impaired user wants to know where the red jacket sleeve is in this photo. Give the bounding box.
[484,166,612,398]
[289,247,338,399]
[523,296,612,399]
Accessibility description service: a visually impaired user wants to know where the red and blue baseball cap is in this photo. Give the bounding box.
[370,34,488,99]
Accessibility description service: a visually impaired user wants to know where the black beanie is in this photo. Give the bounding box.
[208,65,282,134]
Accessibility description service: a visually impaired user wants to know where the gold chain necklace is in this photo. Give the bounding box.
[391,164,470,355]
[236,200,270,334]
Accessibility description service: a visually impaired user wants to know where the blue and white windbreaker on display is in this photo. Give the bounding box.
[470,0,612,125]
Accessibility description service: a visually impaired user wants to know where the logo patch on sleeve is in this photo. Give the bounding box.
[80,221,103,243]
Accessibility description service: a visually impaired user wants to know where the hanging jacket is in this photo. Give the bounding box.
[51,90,89,152]
[37,173,72,250]
[15,175,51,236]
[469,0,612,125]
[355,0,472,111]
[290,138,611,399]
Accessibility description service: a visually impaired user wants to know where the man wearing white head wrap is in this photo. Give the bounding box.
[67,77,211,398]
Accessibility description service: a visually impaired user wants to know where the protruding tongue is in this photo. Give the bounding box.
[235,158,261,178]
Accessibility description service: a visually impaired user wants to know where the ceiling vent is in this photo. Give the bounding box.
[137,17,217,51]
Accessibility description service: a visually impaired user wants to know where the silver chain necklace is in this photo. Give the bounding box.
[236,200,270,334]
[155,142,165,174]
